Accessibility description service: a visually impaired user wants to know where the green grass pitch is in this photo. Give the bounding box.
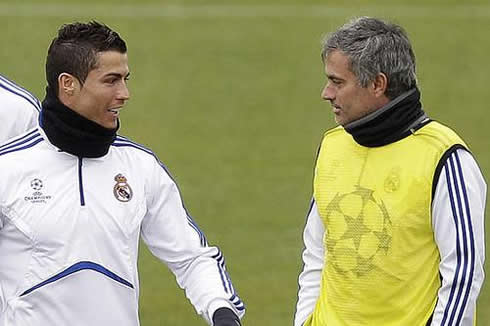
[1,0,489,324]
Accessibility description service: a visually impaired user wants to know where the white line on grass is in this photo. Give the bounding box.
[0,4,489,19]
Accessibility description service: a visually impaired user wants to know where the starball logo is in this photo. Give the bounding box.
[25,178,52,204]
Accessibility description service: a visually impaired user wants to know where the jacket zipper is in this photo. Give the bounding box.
[78,157,86,206]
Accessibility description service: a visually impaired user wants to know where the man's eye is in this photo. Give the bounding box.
[327,77,341,86]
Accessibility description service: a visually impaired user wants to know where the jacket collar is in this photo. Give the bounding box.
[344,88,428,147]
[40,87,118,158]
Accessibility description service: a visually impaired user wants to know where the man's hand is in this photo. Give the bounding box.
[212,307,241,326]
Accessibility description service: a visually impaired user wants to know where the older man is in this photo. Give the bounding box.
[295,17,486,326]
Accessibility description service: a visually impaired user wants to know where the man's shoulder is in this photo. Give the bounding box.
[323,125,345,137]
[0,129,45,171]
[321,125,349,144]
[0,128,43,152]
[0,92,40,119]
[111,135,161,163]
[415,121,467,148]
[421,120,460,135]
[111,135,175,183]
[0,75,41,113]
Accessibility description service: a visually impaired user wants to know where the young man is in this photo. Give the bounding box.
[0,22,244,326]
[294,17,486,326]
[0,74,40,143]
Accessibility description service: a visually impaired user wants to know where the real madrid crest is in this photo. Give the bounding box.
[113,173,133,202]
[384,167,401,193]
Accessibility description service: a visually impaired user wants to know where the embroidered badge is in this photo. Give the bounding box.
[384,167,401,193]
[25,178,52,204]
[113,173,133,202]
[30,178,43,190]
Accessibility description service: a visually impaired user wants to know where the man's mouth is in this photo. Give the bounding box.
[108,107,122,116]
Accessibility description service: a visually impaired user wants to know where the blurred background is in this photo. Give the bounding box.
[1,0,488,324]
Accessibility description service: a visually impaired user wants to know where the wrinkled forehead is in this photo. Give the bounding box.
[324,50,354,73]
[324,49,353,66]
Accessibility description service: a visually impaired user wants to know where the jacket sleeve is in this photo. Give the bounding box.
[430,148,486,326]
[140,159,245,324]
[0,77,40,144]
[294,199,325,326]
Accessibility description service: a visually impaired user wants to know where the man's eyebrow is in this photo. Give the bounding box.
[103,72,130,78]
[326,73,344,81]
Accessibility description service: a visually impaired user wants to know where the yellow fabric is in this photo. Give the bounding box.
[308,122,466,326]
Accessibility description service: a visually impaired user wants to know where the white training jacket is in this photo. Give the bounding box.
[0,74,40,143]
[295,148,486,326]
[0,127,245,326]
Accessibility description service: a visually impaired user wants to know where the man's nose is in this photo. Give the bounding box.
[119,83,130,101]
[321,84,334,101]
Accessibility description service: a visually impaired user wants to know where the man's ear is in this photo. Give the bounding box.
[58,73,78,96]
[372,72,388,98]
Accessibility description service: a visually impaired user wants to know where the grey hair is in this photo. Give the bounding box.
[322,17,417,99]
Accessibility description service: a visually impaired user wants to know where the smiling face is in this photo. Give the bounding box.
[321,50,389,126]
[61,50,130,129]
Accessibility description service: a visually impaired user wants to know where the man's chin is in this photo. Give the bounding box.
[96,119,119,130]
[334,115,347,126]
[107,120,120,130]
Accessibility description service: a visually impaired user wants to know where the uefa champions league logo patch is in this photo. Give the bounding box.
[113,173,133,202]
[30,178,43,191]
[25,178,52,204]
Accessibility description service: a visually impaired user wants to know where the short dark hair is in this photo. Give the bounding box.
[46,21,127,95]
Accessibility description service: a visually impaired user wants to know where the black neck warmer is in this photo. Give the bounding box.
[40,87,118,158]
[344,88,428,147]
